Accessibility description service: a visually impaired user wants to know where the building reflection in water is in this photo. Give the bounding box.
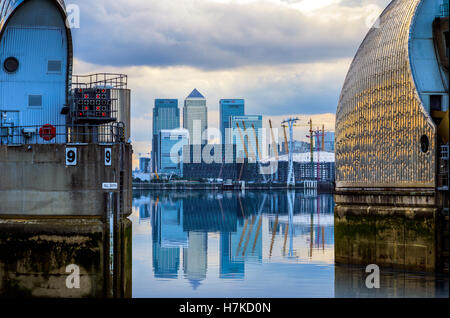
[133,190,335,288]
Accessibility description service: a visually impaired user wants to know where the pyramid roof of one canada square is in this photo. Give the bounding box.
[187,88,205,99]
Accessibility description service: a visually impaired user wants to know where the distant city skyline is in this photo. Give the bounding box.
[71,0,388,167]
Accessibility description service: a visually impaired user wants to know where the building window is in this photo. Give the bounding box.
[430,95,442,111]
[47,60,62,73]
[420,135,429,153]
[28,95,42,107]
[3,57,19,73]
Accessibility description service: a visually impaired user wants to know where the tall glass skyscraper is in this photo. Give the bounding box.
[219,99,245,145]
[152,99,180,172]
[183,89,208,145]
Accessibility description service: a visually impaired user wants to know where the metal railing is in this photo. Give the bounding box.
[72,73,128,90]
[438,144,449,191]
[0,123,126,145]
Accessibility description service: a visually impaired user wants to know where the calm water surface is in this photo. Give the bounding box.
[131,190,449,298]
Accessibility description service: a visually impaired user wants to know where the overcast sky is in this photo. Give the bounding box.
[70,0,391,159]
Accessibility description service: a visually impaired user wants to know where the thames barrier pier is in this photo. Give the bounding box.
[0,0,132,297]
[0,0,132,217]
[335,0,449,272]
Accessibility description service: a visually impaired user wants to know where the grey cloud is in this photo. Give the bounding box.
[70,0,383,69]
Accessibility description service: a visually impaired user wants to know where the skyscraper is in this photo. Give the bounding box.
[152,99,180,172]
[183,89,208,145]
[219,99,245,145]
[229,115,263,160]
[158,129,189,176]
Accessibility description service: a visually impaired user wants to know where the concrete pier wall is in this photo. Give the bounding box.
[334,190,446,272]
[0,143,132,217]
[0,217,132,298]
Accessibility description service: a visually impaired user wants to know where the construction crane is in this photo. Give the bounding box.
[315,125,326,181]
[251,123,267,183]
[269,119,279,160]
[310,125,326,181]
[305,119,317,180]
[241,121,256,161]
[268,119,279,182]
[235,122,248,159]
[308,119,314,178]
[235,122,247,181]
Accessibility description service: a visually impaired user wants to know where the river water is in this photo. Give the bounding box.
[0,189,447,297]
[131,190,449,298]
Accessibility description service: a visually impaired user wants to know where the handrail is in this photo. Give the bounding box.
[0,123,126,145]
[72,73,128,89]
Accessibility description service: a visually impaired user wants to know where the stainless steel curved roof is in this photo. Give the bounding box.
[335,0,436,189]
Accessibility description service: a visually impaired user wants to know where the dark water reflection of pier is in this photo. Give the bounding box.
[0,190,448,298]
[0,217,131,298]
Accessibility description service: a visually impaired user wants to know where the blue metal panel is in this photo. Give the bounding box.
[0,0,72,144]
[1,27,67,126]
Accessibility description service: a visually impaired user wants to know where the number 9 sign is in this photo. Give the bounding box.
[66,147,77,166]
[105,148,112,166]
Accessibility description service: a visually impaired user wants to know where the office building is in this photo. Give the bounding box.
[323,132,335,153]
[139,157,151,173]
[220,99,245,145]
[158,129,189,176]
[183,89,207,145]
[229,115,263,160]
[152,99,180,172]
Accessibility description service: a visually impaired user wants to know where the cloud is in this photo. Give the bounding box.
[74,57,346,166]
[70,0,391,168]
[71,0,389,70]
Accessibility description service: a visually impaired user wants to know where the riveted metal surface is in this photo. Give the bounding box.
[336,0,436,189]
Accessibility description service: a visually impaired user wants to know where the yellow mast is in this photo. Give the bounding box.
[282,124,289,153]
[251,123,262,161]
[242,121,256,160]
[236,122,248,158]
[269,119,279,160]
[269,215,279,258]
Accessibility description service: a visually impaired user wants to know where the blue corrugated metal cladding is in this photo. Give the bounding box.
[0,0,72,143]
